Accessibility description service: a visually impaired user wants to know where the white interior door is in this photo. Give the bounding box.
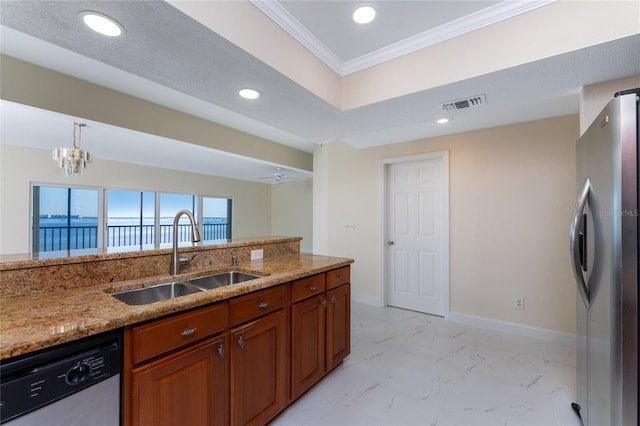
[385,154,449,316]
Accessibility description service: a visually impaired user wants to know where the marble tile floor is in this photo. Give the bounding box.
[272,302,580,426]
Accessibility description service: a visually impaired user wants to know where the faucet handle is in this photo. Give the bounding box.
[179,252,199,265]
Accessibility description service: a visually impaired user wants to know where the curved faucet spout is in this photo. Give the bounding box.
[170,210,201,275]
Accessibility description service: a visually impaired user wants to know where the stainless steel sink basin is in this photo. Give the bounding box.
[111,282,204,306]
[110,271,262,305]
[185,271,262,290]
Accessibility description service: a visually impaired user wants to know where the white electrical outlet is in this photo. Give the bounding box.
[251,249,263,260]
[514,297,525,310]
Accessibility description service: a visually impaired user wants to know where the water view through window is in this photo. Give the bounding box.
[32,185,231,252]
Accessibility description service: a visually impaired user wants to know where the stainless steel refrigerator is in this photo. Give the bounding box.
[570,88,638,426]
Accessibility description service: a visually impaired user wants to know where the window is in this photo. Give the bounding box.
[32,185,100,252]
[106,190,155,247]
[159,192,196,244]
[32,185,231,253]
[203,196,232,240]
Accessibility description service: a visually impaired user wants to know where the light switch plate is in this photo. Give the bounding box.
[342,223,356,232]
[251,249,264,260]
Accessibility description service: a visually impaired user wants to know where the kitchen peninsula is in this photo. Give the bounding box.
[0,236,353,425]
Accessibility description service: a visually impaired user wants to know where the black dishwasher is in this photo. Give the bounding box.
[0,328,122,425]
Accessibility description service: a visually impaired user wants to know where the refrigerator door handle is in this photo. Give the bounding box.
[570,177,591,309]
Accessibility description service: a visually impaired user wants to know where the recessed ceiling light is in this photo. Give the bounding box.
[437,118,450,124]
[239,88,261,100]
[80,11,124,37]
[353,5,376,24]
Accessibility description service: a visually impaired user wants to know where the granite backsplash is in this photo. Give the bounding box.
[0,236,301,299]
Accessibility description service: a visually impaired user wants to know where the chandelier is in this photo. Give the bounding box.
[52,121,93,175]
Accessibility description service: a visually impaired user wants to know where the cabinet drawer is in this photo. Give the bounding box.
[292,273,326,303]
[229,285,286,327]
[327,266,350,289]
[131,303,226,364]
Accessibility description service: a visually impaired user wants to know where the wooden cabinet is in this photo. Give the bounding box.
[325,266,351,371]
[123,303,228,426]
[229,287,288,425]
[130,336,227,426]
[123,265,350,426]
[291,294,325,399]
[130,302,226,364]
[290,266,351,401]
[326,283,350,371]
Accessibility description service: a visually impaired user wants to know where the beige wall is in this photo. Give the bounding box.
[580,74,640,134]
[0,144,275,255]
[0,55,313,172]
[167,0,342,109]
[171,0,639,112]
[271,178,313,253]
[315,115,579,334]
[0,56,316,256]
[343,1,640,109]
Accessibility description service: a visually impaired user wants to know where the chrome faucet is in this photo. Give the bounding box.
[170,210,201,275]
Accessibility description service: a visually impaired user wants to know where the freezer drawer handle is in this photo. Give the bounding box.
[570,177,590,309]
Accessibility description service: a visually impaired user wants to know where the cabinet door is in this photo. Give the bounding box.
[230,311,286,426]
[326,284,350,371]
[291,295,325,400]
[131,336,227,426]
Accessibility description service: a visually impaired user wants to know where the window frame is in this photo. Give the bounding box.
[30,182,232,254]
[30,182,104,253]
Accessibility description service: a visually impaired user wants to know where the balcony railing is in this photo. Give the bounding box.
[36,223,229,252]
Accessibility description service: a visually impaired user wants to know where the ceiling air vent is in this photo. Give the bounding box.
[439,94,486,112]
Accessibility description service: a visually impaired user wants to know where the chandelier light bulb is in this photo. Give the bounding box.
[52,122,93,176]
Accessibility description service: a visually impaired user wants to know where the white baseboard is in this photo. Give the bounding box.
[351,291,383,307]
[448,311,576,346]
[350,294,576,346]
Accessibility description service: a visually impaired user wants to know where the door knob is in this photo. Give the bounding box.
[387,240,394,245]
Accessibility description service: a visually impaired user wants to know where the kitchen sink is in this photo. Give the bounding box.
[110,271,262,305]
[111,282,204,306]
[185,271,262,290]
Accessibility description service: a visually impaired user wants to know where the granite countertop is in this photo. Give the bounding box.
[0,253,353,360]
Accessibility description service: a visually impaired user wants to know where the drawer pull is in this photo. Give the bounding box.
[309,285,317,291]
[181,327,197,337]
[217,344,224,359]
[338,274,346,281]
[331,295,337,304]
[322,298,327,308]
[258,302,269,309]
[237,335,244,349]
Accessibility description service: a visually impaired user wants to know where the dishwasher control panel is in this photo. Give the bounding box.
[0,329,121,424]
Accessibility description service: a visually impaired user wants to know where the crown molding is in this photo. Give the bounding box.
[343,0,557,75]
[250,0,344,75]
[251,0,556,77]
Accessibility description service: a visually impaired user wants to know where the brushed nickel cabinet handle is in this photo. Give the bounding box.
[331,295,337,304]
[322,298,327,308]
[309,285,317,291]
[237,335,244,349]
[181,327,197,337]
[258,302,269,309]
[217,344,224,359]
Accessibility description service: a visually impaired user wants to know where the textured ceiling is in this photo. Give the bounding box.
[276,0,499,62]
[0,1,639,182]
